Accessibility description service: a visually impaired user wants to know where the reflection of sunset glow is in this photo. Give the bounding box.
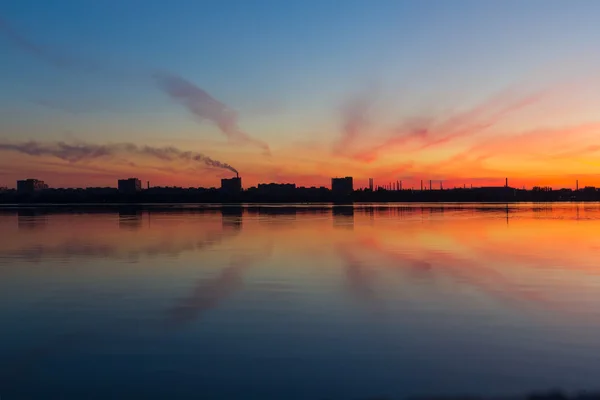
[3,206,600,398]
[1,205,600,319]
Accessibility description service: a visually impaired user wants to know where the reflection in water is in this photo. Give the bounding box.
[337,244,382,309]
[333,206,354,230]
[221,206,243,231]
[17,209,47,230]
[165,250,271,328]
[118,209,143,230]
[1,204,600,399]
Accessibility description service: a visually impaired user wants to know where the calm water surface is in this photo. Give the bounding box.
[1,204,600,399]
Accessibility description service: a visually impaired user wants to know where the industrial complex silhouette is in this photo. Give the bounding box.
[1,175,598,203]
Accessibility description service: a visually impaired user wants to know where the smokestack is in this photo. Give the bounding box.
[429,180,432,191]
[421,180,423,191]
[440,181,443,190]
[576,180,579,191]
[505,178,508,188]
[400,180,402,190]
[147,181,150,190]
[236,171,239,178]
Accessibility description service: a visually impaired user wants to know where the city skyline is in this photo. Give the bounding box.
[3,175,596,192]
[3,1,600,189]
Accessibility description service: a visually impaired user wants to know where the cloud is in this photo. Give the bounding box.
[154,72,271,154]
[0,17,102,73]
[0,140,238,174]
[0,17,270,153]
[333,85,378,154]
[343,88,548,163]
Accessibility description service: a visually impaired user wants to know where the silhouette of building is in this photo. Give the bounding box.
[17,179,48,193]
[221,177,242,194]
[331,177,353,197]
[118,178,142,194]
[257,183,296,196]
[0,186,8,192]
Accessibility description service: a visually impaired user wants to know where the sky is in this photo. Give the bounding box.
[2,0,600,189]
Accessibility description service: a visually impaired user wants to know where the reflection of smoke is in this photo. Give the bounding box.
[164,250,271,328]
[0,230,240,264]
[0,140,238,174]
[337,245,381,309]
[154,72,271,154]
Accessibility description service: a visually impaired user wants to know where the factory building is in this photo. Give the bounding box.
[17,179,48,193]
[331,177,353,197]
[118,178,142,194]
[221,177,242,194]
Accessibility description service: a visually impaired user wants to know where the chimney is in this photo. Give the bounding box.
[400,180,402,190]
[147,181,150,190]
[236,172,239,178]
[429,180,432,191]
[440,181,443,190]
[505,178,508,188]
[576,180,579,191]
[421,180,423,191]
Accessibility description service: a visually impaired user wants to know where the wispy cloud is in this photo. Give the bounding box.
[333,85,378,155]
[339,87,548,163]
[0,17,271,154]
[154,72,270,154]
[0,17,102,73]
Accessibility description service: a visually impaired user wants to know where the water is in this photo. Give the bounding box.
[1,203,600,399]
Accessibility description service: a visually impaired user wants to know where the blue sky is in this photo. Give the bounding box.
[2,0,600,188]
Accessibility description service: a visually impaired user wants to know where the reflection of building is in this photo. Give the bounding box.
[118,209,143,229]
[332,177,353,196]
[221,206,243,230]
[17,179,48,193]
[118,178,142,194]
[333,206,354,229]
[17,209,47,230]
[221,177,242,195]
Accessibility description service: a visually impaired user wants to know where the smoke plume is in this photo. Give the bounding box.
[0,141,238,174]
[154,72,271,154]
[0,18,270,153]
